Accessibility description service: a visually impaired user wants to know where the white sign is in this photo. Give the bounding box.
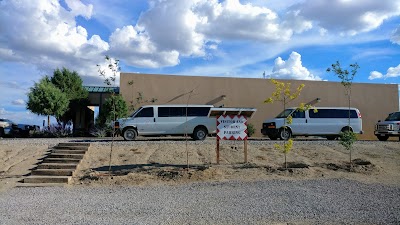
[217,115,248,140]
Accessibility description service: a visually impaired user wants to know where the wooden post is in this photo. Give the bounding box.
[244,139,248,163]
[216,138,220,164]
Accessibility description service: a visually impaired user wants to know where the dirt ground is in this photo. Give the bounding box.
[1,138,399,192]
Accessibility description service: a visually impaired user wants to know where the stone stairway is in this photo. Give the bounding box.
[18,142,90,187]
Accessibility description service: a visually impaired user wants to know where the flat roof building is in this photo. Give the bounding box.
[119,73,399,140]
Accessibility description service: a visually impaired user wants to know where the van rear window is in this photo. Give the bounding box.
[309,109,358,118]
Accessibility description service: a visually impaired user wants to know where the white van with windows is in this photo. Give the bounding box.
[261,107,363,140]
[115,105,216,141]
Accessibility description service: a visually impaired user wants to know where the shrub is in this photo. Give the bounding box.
[89,125,113,137]
[247,123,255,137]
[30,124,72,138]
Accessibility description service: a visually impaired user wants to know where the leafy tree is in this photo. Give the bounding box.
[327,61,359,170]
[50,68,89,126]
[97,55,120,175]
[27,77,69,124]
[264,79,313,168]
[27,67,89,128]
[96,94,128,126]
[51,68,88,100]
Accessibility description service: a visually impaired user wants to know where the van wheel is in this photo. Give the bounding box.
[279,128,291,140]
[123,128,137,141]
[341,127,353,133]
[0,128,4,137]
[193,127,207,141]
[377,135,389,141]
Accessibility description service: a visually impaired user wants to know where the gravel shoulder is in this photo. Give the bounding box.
[0,179,399,224]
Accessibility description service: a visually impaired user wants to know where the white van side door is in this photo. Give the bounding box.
[289,110,309,135]
[156,106,186,134]
[133,107,157,135]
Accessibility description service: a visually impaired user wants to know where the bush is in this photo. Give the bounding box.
[30,124,72,138]
[89,125,113,137]
[247,123,255,137]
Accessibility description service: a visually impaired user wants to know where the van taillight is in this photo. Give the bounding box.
[358,112,362,118]
[114,121,120,129]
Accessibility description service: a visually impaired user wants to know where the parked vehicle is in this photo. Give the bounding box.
[374,111,400,141]
[261,107,363,140]
[115,105,216,141]
[0,118,39,138]
[115,105,257,141]
[0,118,15,137]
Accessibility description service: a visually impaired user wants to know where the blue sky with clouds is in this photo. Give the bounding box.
[0,0,399,126]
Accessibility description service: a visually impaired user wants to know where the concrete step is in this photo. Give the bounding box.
[16,183,67,187]
[53,146,89,150]
[42,158,81,164]
[51,149,87,154]
[36,163,78,170]
[58,142,91,147]
[47,153,84,159]
[22,176,71,183]
[31,169,75,176]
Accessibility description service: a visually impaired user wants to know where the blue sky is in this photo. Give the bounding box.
[0,0,399,126]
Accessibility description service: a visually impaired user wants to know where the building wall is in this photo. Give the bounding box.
[120,73,399,140]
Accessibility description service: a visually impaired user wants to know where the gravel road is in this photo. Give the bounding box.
[1,179,399,225]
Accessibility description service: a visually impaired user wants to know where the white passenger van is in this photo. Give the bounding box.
[115,105,216,141]
[261,107,363,140]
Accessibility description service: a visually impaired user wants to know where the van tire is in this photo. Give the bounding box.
[279,128,291,140]
[341,127,353,133]
[0,128,4,137]
[193,126,207,141]
[377,135,389,141]
[123,128,137,141]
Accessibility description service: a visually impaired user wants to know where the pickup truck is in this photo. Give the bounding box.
[374,111,400,141]
[0,118,39,138]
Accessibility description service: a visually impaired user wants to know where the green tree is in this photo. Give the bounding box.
[51,68,88,100]
[327,61,359,170]
[264,79,313,168]
[96,94,128,126]
[27,77,69,124]
[27,68,89,128]
[50,68,89,126]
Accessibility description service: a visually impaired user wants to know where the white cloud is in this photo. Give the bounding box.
[0,0,109,84]
[294,0,400,35]
[368,71,384,80]
[11,99,25,106]
[369,64,400,80]
[105,0,314,68]
[268,51,322,80]
[391,26,400,44]
[386,65,400,78]
[108,25,179,68]
[65,0,93,19]
[193,0,311,42]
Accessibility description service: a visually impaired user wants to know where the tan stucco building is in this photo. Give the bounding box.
[119,73,399,140]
